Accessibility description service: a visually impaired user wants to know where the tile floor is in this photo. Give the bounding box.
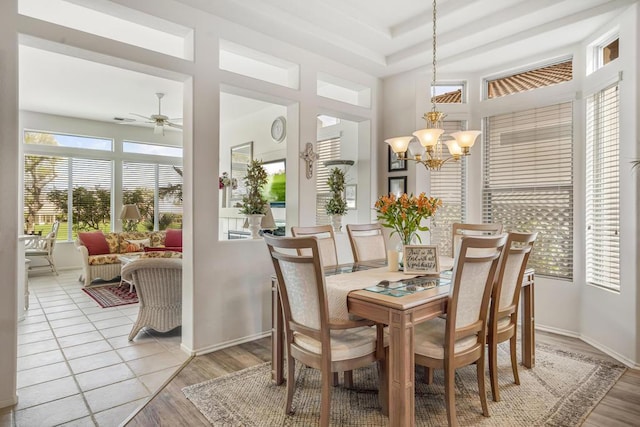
[4,269,189,427]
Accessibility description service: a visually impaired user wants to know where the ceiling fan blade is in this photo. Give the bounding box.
[130,113,153,120]
[166,122,183,129]
[168,117,183,122]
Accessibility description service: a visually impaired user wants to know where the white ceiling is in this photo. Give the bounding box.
[18,0,635,127]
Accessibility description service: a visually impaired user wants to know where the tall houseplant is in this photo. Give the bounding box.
[240,159,268,238]
[325,167,347,231]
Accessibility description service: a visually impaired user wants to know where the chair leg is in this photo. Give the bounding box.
[477,354,490,417]
[344,370,353,388]
[320,368,332,426]
[489,339,500,402]
[444,363,458,427]
[424,366,434,384]
[332,372,339,386]
[285,356,295,415]
[510,335,520,385]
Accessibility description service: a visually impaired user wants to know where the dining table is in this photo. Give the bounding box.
[270,258,535,427]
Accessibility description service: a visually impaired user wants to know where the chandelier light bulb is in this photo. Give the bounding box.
[450,130,481,148]
[413,128,445,148]
[445,140,462,156]
[385,136,414,154]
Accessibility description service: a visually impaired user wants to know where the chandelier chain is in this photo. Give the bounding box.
[431,0,437,112]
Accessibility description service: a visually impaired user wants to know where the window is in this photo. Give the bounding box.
[586,85,619,291]
[431,83,464,104]
[430,121,466,256]
[483,103,573,279]
[23,131,183,239]
[24,154,113,240]
[602,38,619,65]
[486,59,573,99]
[123,141,183,157]
[122,162,183,231]
[315,137,341,225]
[25,131,112,151]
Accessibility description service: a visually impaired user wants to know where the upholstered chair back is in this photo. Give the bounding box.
[346,223,387,262]
[451,223,503,258]
[449,235,507,337]
[291,225,338,267]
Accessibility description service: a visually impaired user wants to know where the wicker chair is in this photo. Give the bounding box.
[25,221,60,275]
[122,258,182,341]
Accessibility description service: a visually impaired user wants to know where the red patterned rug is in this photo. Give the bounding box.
[82,285,138,308]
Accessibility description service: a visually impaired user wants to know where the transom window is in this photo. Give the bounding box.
[486,59,573,99]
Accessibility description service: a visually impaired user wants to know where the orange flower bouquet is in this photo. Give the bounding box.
[374,192,442,245]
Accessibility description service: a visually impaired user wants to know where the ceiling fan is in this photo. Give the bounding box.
[130,93,182,135]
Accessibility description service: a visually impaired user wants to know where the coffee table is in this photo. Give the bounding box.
[118,254,141,291]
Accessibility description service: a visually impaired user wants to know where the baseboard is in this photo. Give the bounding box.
[535,324,581,338]
[191,331,271,356]
[578,335,639,369]
[537,324,638,368]
[0,395,18,409]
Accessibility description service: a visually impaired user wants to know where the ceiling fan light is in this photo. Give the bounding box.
[154,123,164,135]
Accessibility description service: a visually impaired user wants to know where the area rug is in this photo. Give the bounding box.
[82,284,138,308]
[182,342,625,426]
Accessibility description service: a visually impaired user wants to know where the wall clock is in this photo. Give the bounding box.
[271,116,286,143]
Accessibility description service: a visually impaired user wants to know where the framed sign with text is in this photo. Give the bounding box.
[403,245,440,275]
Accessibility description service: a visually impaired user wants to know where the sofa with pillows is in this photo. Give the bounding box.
[75,228,182,287]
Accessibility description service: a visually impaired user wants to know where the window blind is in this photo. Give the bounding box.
[315,137,341,225]
[23,154,69,239]
[586,85,619,291]
[430,121,466,256]
[159,164,183,229]
[123,161,156,230]
[72,158,113,233]
[483,102,573,279]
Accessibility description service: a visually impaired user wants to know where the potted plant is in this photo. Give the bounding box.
[325,167,347,232]
[374,192,442,268]
[240,159,268,238]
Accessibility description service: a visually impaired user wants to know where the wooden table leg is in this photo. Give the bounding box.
[271,278,284,385]
[521,281,535,368]
[388,310,415,427]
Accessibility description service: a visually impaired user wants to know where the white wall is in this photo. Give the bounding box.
[381,4,640,366]
[0,0,19,408]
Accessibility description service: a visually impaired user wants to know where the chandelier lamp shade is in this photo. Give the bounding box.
[385,0,481,171]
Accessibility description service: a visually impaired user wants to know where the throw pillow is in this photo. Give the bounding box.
[78,231,110,256]
[125,238,150,253]
[165,228,182,248]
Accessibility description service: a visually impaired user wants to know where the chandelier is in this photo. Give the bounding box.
[385,0,481,171]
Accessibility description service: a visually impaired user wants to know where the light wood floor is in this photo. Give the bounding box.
[126,331,640,426]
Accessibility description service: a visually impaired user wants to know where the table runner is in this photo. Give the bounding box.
[325,267,419,321]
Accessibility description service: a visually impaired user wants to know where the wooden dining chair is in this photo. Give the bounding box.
[488,231,537,402]
[264,235,385,426]
[414,234,507,426]
[451,223,503,258]
[291,225,338,267]
[346,223,387,263]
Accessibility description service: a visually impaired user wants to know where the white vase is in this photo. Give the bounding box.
[221,187,227,208]
[247,214,264,239]
[330,215,342,233]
